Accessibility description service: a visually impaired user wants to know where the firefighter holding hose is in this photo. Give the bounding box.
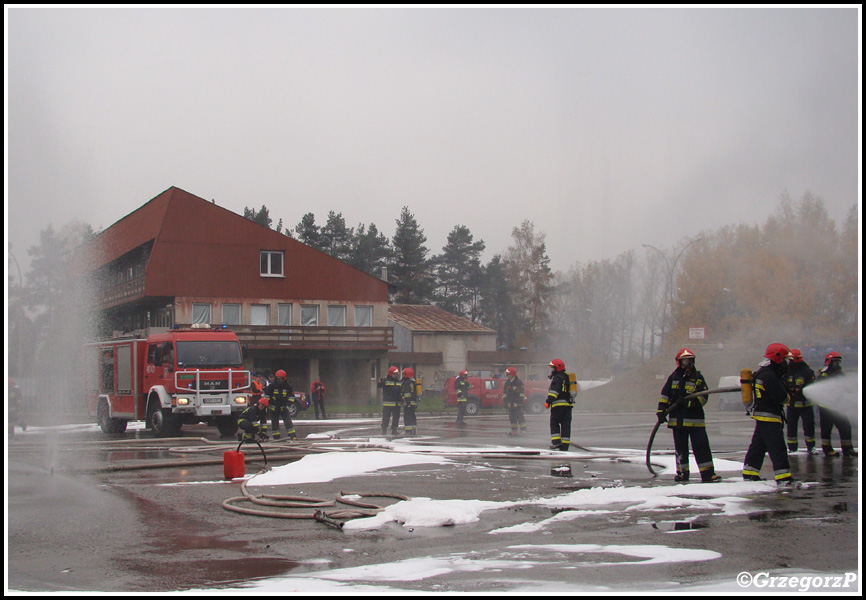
[546,359,573,451]
[743,343,794,485]
[816,352,857,457]
[656,348,721,483]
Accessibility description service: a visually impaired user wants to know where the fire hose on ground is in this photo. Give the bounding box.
[221,477,409,529]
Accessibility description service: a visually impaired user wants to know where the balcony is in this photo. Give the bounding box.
[231,325,395,351]
[99,276,146,309]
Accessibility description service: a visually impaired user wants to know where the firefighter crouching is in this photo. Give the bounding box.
[402,367,419,437]
[264,369,297,441]
[237,396,269,443]
[743,343,794,485]
[504,366,528,436]
[546,359,573,451]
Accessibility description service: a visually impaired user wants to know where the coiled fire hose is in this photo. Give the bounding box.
[221,477,409,528]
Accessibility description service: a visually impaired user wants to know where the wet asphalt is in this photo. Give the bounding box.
[5,409,860,593]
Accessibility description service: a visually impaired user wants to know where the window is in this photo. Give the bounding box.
[192,303,211,324]
[355,305,373,327]
[260,251,284,277]
[301,305,319,326]
[278,304,292,326]
[222,304,241,325]
[328,305,346,327]
[251,304,269,326]
[278,304,292,341]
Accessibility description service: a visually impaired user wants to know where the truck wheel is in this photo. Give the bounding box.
[216,417,239,437]
[97,401,128,434]
[147,399,180,437]
[527,397,546,415]
[287,403,299,418]
[465,397,481,416]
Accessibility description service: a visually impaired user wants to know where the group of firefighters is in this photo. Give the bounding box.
[381,362,574,447]
[231,344,856,487]
[236,371,328,443]
[657,343,856,487]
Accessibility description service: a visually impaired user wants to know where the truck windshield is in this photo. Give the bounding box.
[176,341,243,368]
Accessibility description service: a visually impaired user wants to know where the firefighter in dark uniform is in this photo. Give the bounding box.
[743,343,794,485]
[379,366,401,436]
[401,368,419,437]
[455,370,470,428]
[237,396,269,442]
[504,366,528,436]
[784,348,817,454]
[656,348,721,483]
[816,352,857,457]
[546,359,573,451]
[264,369,296,441]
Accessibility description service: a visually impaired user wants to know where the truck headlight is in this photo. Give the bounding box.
[176,397,190,405]
[234,396,248,405]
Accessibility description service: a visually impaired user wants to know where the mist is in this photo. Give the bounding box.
[803,375,860,423]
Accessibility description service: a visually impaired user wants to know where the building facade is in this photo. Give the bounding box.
[72,187,394,402]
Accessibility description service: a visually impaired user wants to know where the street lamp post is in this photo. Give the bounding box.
[642,237,702,354]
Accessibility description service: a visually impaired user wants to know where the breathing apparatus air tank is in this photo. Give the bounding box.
[740,368,754,408]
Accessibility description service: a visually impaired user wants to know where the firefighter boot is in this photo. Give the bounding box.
[674,472,689,483]
[702,473,722,483]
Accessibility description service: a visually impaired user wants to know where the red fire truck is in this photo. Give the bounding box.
[444,375,566,415]
[85,325,251,437]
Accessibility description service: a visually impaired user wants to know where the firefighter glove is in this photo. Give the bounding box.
[657,412,667,423]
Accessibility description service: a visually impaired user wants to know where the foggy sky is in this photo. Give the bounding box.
[5,6,861,277]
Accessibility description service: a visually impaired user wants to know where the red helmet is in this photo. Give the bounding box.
[275,369,287,379]
[824,351,842,366]
[764,343,791,364]
[789,349,804,363]
[258,397,269,408]
[402,367,415,378]
[675,348,695,363]
[549,359,565,372]
[505,366,517,377]
[388,366,399,376]
[459,370,468,377]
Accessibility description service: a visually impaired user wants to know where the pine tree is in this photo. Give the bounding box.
[319,211,355,262]
[348,223,392,277]
[390,206,434,304]
[295,213,322,250]
[478,254,519,349]
[242,205,272,229]
[432,225,485,319]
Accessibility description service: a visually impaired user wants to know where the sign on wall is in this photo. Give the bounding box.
[689,327,706,340]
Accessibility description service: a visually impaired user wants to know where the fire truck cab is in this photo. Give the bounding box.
[85,325,251,437]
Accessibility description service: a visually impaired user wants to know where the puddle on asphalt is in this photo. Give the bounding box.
[117,556,303,591]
